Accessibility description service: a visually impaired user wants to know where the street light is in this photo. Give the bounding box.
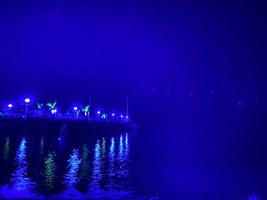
[24,98,30,103]
[24,98,30,118]
[73,106,79,119]
[7,104,13,108]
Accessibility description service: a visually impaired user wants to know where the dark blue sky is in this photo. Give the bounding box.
[0,1,266,107]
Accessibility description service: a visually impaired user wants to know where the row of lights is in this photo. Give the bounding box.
[95,110,128,119]
[6,98,129,120]
[7,98,30,108]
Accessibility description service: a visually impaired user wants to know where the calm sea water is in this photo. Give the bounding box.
[0,131,141,199]
[0,100,266,200]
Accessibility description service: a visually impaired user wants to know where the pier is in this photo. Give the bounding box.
[0,97,133,138]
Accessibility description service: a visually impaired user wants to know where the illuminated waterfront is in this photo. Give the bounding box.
[0,131,133,199]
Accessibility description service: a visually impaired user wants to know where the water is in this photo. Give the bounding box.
[0,131,136,199]
[0,99,266,200]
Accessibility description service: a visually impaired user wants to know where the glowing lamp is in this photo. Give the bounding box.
[8,104,13,108]
[97,111,101,114]
[73,106,78,111]
[112,113,115,117]
[24,98,30,103]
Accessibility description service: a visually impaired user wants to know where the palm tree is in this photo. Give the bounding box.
[47,101,57,115]
[82,105,90,120]
[36,103,44,116]
[101,113,107,119]
[37,103,44,110]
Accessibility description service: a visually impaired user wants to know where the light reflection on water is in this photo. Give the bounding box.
[117,134,130,189]
[39,137,44,158]
[91,139,102,190]
[11,138,34,190]
[65,149,81,187]
[3,137,9,161]
[109,137,115,177]
[102,138,106,159]
[107,137,116,190]
[44,152,56,191]
[0,133,131,199]
[79,144,90,189]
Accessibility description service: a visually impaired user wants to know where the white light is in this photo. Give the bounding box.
[73,106,78,111]
[126,115,128,119]
[112,113,115,117]
[97,111,101,114]
[8,104,13,108]
[51,109,57,114]
[24,98,30,103]
[120,115,124,118]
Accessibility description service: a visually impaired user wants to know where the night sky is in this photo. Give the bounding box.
[0,1,267,198]
[0,1,266,103]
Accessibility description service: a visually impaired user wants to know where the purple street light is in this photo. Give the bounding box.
[111,113,115,117]
[120,114,124,118]
[8,104,13,108]
[73,106,78,111]
[97,110,101,115]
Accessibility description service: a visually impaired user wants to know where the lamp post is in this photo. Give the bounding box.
[73,106,78,118]
[24,98,30,118]
[7,104,13,116]
[96,110,101,120]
